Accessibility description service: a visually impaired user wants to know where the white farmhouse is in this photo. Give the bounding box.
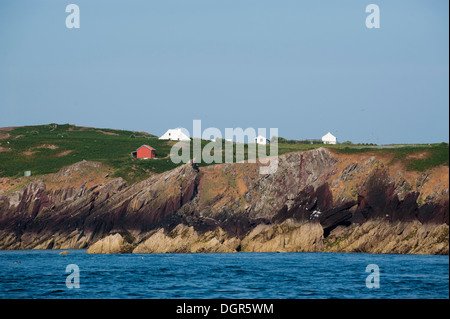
[322,132,337,145]
[159,128,191,141]
[255,135,270,145]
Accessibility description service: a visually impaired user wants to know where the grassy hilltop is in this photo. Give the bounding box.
[0,124,448,184]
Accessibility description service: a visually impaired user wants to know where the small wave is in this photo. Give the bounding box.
[7,288,25,292]
[43,289,65,295]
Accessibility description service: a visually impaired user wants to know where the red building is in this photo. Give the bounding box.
[132,145,156,159]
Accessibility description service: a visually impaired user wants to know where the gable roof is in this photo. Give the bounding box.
[322,132,336,140]
[159,128,191,140]
[137,145,156,151]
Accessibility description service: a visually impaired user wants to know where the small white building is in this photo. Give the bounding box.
[322,132,337,145]
[210,137,233,143]
[159,128,190,141]
[255,135,270,145]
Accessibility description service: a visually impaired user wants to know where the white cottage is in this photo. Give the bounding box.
[159,128,190,141]
[322,132,337,145]
[255,135,270,145]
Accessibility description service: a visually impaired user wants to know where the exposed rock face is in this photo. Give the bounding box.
[87,233,134,254]
[0,148,448,254]
[133,225,240,254]
[0,161,197,250]
[324,220,449,255]
[240,220,324,253]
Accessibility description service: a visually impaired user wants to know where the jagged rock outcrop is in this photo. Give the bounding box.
[0,148,448,254]
[132,225,240,254]
[324,220,449,255]
[86,233,134,254]
[240,219,324,252]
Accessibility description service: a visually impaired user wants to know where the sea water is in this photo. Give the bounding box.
[0,250,448,299]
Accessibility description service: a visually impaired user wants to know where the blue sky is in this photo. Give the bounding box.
[0,0,448,144]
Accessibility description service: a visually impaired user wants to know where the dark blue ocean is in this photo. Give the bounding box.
[0,250,448,299]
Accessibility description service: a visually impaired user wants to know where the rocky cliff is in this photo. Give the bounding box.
[0,148,448,254]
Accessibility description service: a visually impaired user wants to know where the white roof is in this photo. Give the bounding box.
[159,128,190,141]
[322,132,336,140]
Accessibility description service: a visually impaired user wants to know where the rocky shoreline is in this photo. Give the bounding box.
[0,148,448,255]
[85,219,448,255]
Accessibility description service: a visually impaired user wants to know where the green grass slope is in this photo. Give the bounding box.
[0,124,448,184]
[0,124,178,183]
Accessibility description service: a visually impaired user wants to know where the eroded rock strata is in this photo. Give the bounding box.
[0,148,448,254]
